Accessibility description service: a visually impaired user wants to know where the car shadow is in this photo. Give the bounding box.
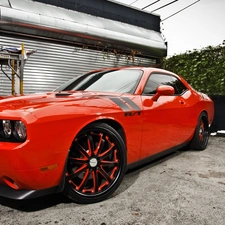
[0,150,184,212]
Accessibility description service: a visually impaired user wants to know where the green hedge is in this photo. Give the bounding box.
[162,43,225,95]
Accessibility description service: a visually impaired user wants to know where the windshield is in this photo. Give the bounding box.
[55,69,143,94]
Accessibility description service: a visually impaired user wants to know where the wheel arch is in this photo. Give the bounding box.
[190,110,209,141]
[189,110,210,150]
[200,110,209,125]
[87,119,127,147]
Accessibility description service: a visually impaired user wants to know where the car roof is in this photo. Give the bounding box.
[90,66,179,78]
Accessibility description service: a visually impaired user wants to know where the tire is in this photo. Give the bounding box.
[63,122,127,204]
[190,112,209,150]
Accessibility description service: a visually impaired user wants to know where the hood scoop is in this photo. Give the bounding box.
[55,93,72,97]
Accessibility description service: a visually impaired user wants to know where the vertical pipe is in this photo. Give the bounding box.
[20,43,25,95]
[11,60,15,95]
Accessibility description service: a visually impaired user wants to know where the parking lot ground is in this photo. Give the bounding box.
[0,136,225,225]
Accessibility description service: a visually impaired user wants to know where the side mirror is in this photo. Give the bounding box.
[152,85,175,101]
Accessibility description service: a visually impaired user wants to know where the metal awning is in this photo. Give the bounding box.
[0,0,167,58]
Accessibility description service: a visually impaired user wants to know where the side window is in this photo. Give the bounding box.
[143,73,188,95]
[170,76,188,94]
[142,74,159,94]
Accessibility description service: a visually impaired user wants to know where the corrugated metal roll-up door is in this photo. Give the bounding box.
[0,34,156,95]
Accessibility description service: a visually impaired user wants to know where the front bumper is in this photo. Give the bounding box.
[0,139,68,199]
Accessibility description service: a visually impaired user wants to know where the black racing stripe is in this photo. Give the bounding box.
[109,97,131,112]
[121,97,141,111]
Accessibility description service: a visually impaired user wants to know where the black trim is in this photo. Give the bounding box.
[0,185,60,200]
[126,142,188,171]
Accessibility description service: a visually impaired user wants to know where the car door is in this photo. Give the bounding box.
[140,72,193,159]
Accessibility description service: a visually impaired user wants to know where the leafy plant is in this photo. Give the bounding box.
[162,43,225,95]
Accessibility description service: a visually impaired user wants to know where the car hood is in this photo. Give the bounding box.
[0,91,123,111]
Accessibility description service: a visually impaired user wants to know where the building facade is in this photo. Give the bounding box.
[0,0,167,95]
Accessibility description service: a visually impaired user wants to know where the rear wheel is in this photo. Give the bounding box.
[63,123,126,203]
[190,112,209,150]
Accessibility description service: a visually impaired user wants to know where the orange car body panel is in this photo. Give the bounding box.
[0,67,214,193]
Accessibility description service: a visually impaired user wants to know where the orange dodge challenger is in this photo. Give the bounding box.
[0,67,214,203]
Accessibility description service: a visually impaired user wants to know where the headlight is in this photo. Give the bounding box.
[0,120,27,142]
[2,120,12,138]
[14,121,27,141]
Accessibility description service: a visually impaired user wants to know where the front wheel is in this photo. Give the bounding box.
[190,112,209,150]
[63,123,127,204]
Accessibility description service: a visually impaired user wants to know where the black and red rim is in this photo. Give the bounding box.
[66,130,122,196]
[199,118,208,145]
